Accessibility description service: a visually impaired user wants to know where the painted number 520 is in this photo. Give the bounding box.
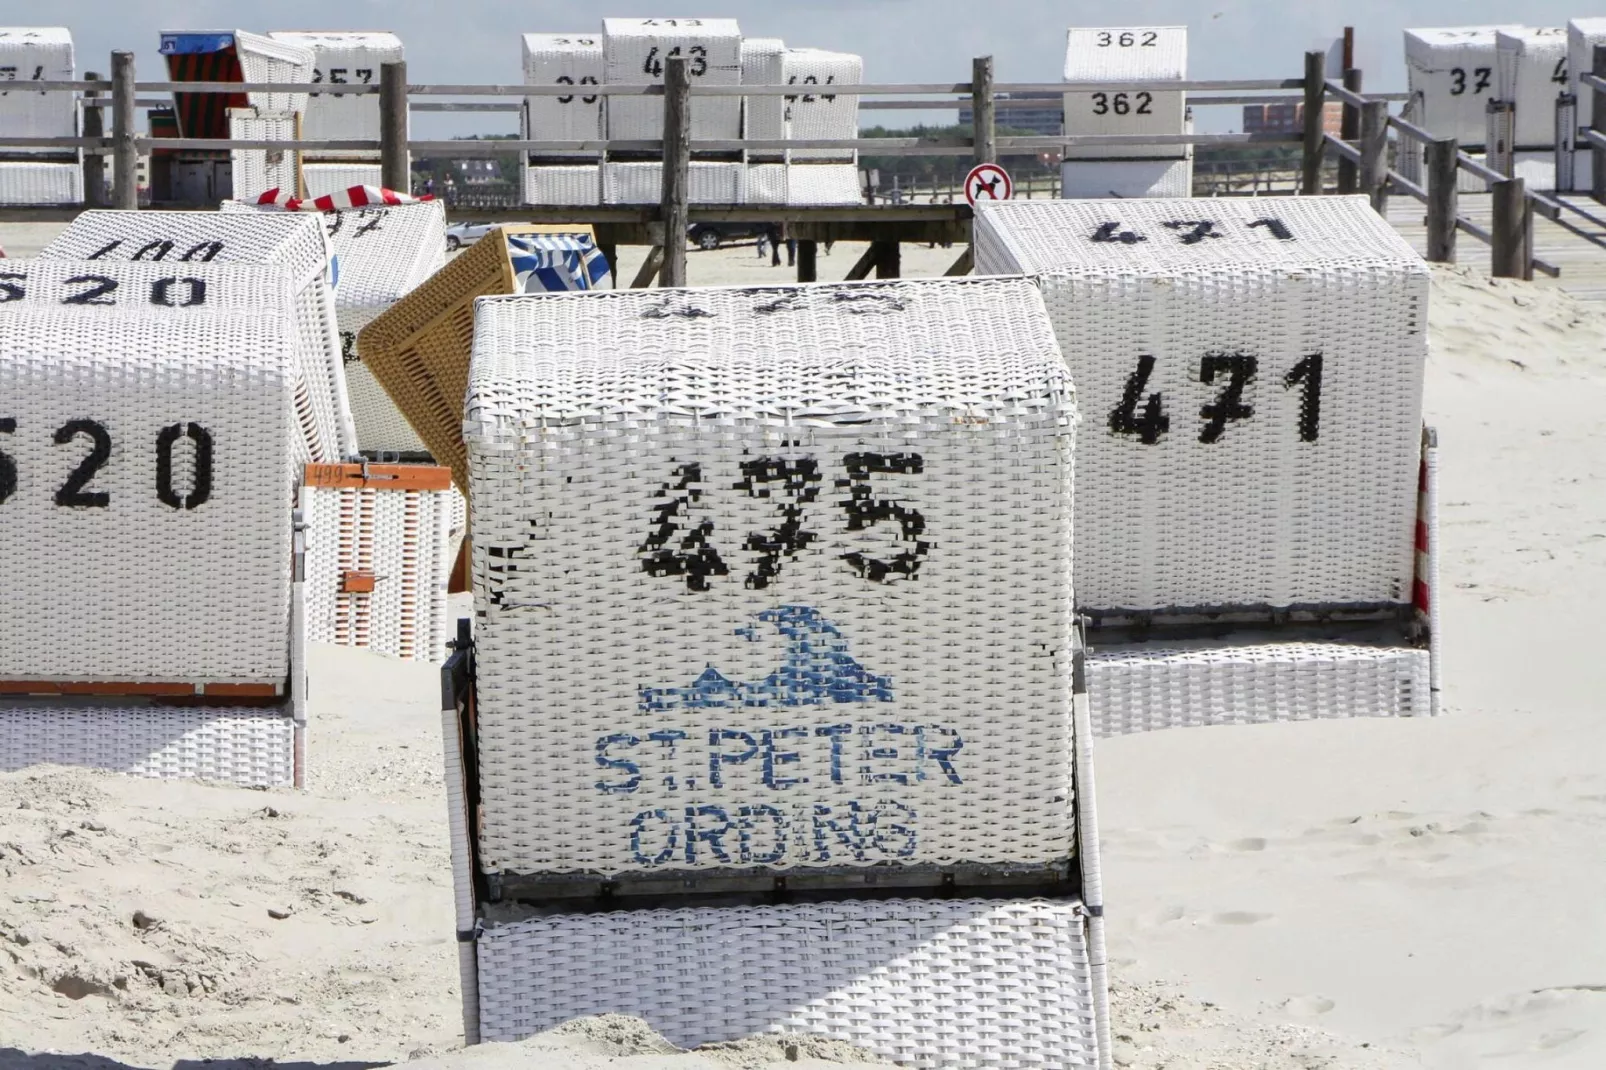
[0,418,214,510]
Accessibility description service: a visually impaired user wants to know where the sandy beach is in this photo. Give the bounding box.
[3,226,1604,1068]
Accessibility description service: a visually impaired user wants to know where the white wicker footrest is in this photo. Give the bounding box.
[1085,639,1431,737]
[474,896,1100,1068]
[0,700,295,787]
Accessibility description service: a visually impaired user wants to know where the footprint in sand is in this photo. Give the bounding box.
[1538,1028,1585,1050]
[1212,911,1272,926]
[1281,995,1336,1016]
[1228,837,1268,852]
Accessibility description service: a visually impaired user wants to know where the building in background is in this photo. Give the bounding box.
[959,92,1064,136]
[1243,101,1343,136]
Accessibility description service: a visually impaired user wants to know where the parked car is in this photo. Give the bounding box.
[446,221,498,250]
[687,221,772,250]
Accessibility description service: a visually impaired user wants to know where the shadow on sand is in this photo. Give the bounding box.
[0,1052,389,1070]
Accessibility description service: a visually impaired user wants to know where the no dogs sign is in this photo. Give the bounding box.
[965,162,1012,206]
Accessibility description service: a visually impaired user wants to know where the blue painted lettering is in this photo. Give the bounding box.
[629,808,678,865]
[736,804,787,864]
[685,805,734,863]
[874,800,919,857]
[815,723,853,784]
[812,801,876,862]
[918,725,964,784]
[595,732,642,794]
[708,728,759,787]
[862,722,915,785]
[762,726,808,789]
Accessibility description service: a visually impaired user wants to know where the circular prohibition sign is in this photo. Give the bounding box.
[964,162,1013,206]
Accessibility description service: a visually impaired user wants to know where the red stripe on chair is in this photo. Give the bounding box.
[253,185,433,211]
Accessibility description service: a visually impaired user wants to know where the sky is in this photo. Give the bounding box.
[34,0,1606,136]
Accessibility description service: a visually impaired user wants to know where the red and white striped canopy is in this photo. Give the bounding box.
[254,185,434,212]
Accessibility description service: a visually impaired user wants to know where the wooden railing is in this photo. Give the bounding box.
[4,48,1317,221]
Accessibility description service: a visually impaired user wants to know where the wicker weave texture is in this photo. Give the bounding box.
[746,163,787,204]
[0,161,82,205]
[1086,641,1431,736]
[741,37,786,149]
[476,898,1098,1067]
[0,27,74,150]
[1060,158,1191,199]
[303,476,464,661]
[228,108,299,203]
[464,279,1077,876]
[1496,28,1569,149]
[341,317,430,455]
[234,30,314,115]
[1406,27,1520,147]
[1063,27,1186,162]
[302,162,383,197]
[268,31,400,154]
[602,18,742,142]
[604,161,743,204]
[0,258,297,683]
[522,164,601,206]
[522,34,604,157]
[973,196,1428,614]
[0,703,294,786]
[787,163,860,205]
[40,210,354,464]
[783,48,860,163]
[222,198,444,455]
[359,224,603,489]
[324,200,446,312]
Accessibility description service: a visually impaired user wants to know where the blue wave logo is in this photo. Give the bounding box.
[639,605,893,712]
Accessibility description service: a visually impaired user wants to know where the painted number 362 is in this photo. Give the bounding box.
[642,452,929,593]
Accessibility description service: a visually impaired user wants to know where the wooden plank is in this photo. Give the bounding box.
[843,243,879,281]
[972,56,995,165]
[796,239,818,283]
[1426,139,1459,263]
[380,62,410,193]
[1301,51,1326,195]
[659,57,691,288]
[632,246,665,288]
[874,240,901,278]
[112,51,137,210]
[304,463,453,491]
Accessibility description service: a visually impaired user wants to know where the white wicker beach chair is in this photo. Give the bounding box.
[443,276,1109,1067]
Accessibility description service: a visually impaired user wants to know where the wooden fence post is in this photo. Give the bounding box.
[1491,177,1530,279]
[972,56,995,165]
[873,240,900,279]
[1359,98,1389,214]
[797,239,818,282]
[1301,50,1327,195]
[111,51,137,210]
[380,61,410,193]
[1593,45,1606,204]
[1425,137,1458,263]
[82,70,105,208]
[659,56,692,288]
[1337,68,1361,194]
